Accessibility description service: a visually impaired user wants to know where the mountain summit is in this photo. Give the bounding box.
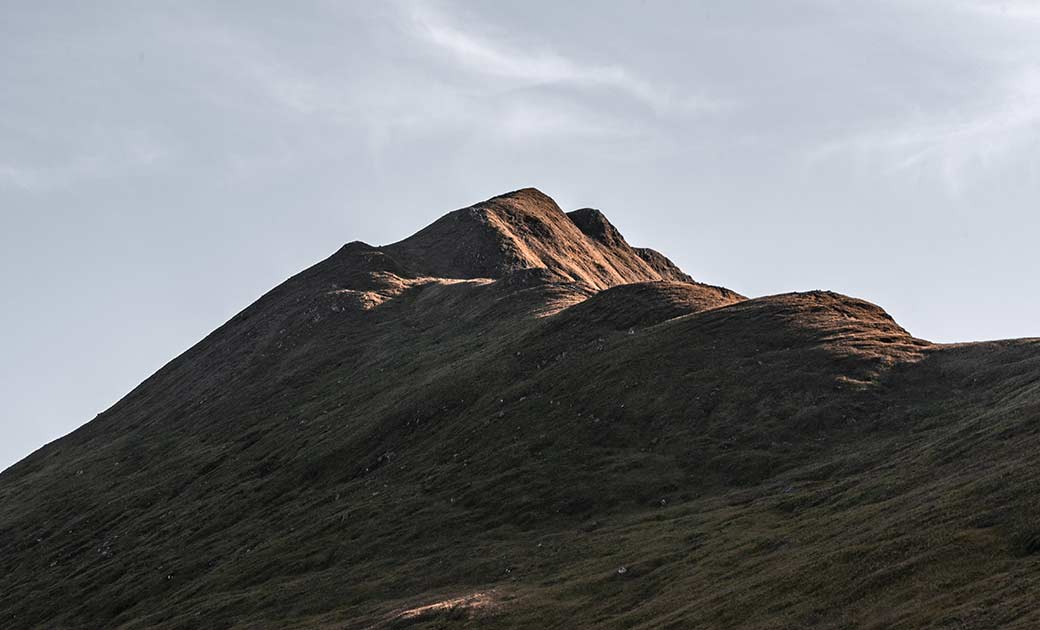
[381,188,679,289]
[2,190,1039,629]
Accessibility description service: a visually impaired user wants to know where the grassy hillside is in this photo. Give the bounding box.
[2,190,1038,629]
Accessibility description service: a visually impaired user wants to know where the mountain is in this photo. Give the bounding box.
[2,188,1039,629]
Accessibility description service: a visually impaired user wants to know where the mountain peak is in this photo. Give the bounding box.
[380,189,689,290]
[566,207,627,248]
[487,186,556,204]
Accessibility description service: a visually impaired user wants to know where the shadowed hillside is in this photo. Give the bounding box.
[2,189,1039,629]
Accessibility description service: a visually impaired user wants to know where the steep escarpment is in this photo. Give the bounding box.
[1,189,1039,630]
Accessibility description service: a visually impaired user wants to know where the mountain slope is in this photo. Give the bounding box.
[2,189,1039,629]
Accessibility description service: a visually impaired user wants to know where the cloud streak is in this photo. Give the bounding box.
[0,129,168,192]
[807,60,1040,191]
[193,1,712,156]
[411,5,648,96]
[405,1,718,116]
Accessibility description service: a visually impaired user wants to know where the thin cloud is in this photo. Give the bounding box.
[191,4,680,156]
[412,6,642,91]
[406,1,719,115]
[807,67,1040,191]
[0,130,167,192]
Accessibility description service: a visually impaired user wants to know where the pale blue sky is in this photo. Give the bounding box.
[3,0,1039,471]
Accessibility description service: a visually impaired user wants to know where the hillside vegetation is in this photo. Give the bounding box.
[2,189,1039,629]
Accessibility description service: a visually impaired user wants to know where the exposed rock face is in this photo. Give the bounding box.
[2,189,1039,629]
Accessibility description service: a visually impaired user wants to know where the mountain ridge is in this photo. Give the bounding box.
[2,189,1039,629]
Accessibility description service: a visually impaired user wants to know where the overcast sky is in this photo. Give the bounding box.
[3,0,1039,471]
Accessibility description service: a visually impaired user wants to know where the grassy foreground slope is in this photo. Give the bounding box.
[2,189,1039,629]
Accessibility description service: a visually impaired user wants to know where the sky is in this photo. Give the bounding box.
[2,0,1039,471]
